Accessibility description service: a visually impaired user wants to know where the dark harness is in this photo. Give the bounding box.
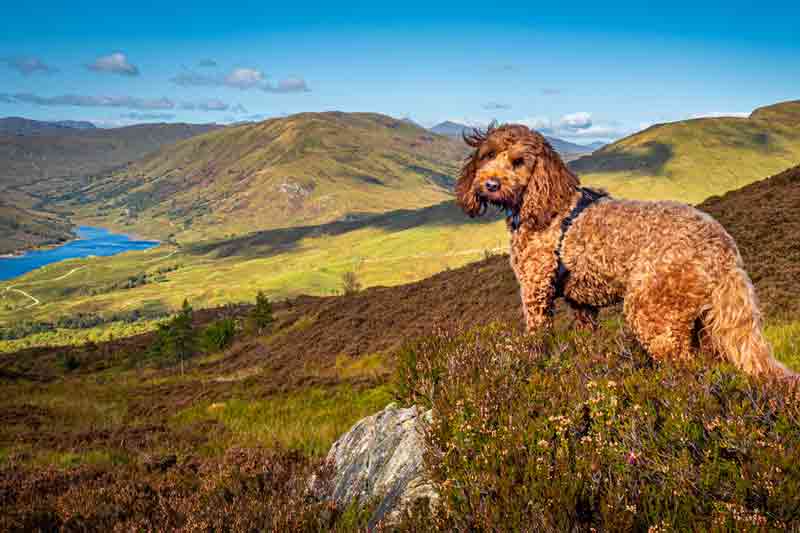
[554,187,607,295]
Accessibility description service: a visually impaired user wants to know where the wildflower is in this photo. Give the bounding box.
[626,450,638,465]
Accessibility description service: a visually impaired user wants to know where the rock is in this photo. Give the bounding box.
[317,403,436,528]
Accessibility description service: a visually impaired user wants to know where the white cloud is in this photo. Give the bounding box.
[2,92,244,113]
[120,112,176,121]
[87,52,139,76]
[559,111,593,130]
[518,117,553,132]
[688,111,749,119]
[170,67,310,93]
[224,68,266,89]
[1,56,57,76]
[482,102,512,111]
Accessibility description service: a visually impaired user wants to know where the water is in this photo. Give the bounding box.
[0,227,159,282]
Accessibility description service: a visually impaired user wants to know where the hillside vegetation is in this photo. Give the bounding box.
[4,162,800,350]
[0,202,73,255]
[1,210,798,529]
[0,121,219,253]
[571,100,800,203]
[71,112,467,242]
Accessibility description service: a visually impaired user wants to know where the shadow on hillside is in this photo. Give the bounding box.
[569,141,673,175]
[186,200,503,259]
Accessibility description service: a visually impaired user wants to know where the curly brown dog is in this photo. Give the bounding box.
[456,123,791,377]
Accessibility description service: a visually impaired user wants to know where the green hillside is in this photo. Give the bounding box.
[70,112,467,242]
[0,202,73,255]
[0,122,219,253]
[570,100,800,203]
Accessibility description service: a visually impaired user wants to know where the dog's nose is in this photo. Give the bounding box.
[485,179,500,193]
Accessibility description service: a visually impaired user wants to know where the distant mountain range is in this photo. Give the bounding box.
[70,112,467,242]
[0,117,96,136]
[429,120,604,156]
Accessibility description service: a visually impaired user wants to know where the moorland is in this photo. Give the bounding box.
[1,101,800,530]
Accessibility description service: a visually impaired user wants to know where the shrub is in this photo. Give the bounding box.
[341,271,362,295]
[394,324,800,531]
[58,353,81,372]
[148,299,197,373]
[249,290,275,333]
[200,318,237,352]
[0,447,373,532]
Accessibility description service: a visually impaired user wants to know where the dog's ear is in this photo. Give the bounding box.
[519,148,579,230]
[456,124,494,217]
[456,151,482,217]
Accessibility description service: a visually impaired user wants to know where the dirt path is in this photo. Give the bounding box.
[6,288,39,308]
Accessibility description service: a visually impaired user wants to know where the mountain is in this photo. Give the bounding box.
[569,100,800,203]
[0,122,220,196]
[430,120,472,138]
[0,202,73,255]
[71,112,467,242]
[429,120,598,158]
[0,117,96,136]
[0,120,220,254]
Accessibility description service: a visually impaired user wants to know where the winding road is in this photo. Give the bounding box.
[2,248,179,310]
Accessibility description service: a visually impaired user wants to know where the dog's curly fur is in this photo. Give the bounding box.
[456,123,791,377]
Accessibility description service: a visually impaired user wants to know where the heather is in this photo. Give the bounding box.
[394,324,800,530]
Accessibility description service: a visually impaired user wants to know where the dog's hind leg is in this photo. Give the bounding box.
[623,265,709,362]
[625,296,695,362]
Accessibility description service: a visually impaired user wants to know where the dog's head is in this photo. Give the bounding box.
[456,123,579,230]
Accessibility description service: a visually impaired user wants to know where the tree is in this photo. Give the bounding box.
[148,299,197,374]
[250,291,274,333]
[170,299,196,375]
[342,271,362,295]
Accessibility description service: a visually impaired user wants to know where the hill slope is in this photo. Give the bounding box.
[0,202,73,255]
[0,121,220,253]
[698,163,800,317]
[71,112,468,242]
[570,100,800,203]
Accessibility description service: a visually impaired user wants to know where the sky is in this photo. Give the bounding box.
[1,0,798,142]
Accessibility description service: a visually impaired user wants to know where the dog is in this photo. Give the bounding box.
[456,123,791,377]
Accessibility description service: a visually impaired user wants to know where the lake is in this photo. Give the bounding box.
[0,226,159,282]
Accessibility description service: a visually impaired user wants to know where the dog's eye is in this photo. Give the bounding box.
[512,157,525,168]
[481,151,495,161]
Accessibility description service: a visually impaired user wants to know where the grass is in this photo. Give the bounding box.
[69,112,466,243]
[766,320,800,370]
[0,202,508,343]
[574,101,800,204]
[174,384,394,457]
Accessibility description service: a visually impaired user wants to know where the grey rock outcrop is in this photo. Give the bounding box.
[317,403,436,528]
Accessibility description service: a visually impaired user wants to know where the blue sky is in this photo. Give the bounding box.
[1,0,798,142]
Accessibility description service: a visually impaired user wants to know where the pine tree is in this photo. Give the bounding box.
[251,291,274,333]
[171,299,195,375]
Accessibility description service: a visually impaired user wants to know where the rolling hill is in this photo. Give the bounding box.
[0,121,220,253]
[0,202,73,255]
[570,100,800,203]
[70,112,468,242]
[0,121,220,197]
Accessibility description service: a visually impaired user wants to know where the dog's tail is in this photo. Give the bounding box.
[705,261,794,378]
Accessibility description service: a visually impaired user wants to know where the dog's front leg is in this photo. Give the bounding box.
[513,251,557,334]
